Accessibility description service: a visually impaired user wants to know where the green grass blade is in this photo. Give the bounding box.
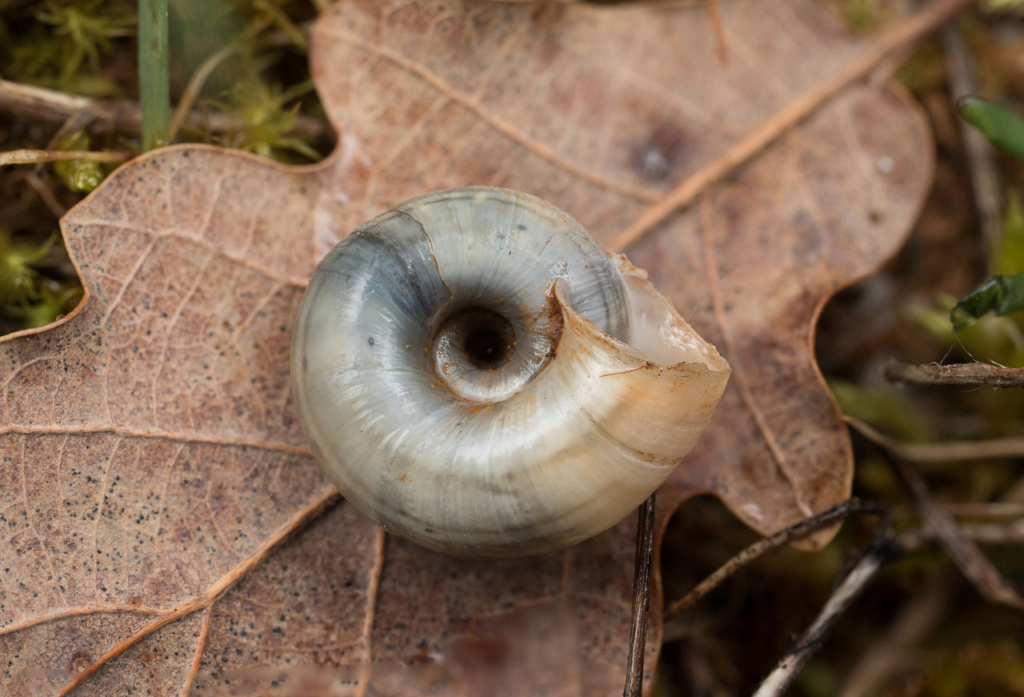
[139,0,169,150]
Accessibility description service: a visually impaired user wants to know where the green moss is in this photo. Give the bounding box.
[7,0,136,96]
[0,229,83,329]
[215,75,320,162]
[829,379,934,441]
[0,0,325,334]
[53,130,107,193]
[1,230,45,306]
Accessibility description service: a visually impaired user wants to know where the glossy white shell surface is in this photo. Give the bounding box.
[291,187,730,557]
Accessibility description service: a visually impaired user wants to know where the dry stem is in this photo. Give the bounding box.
[752,542,892,697]
[884,361,1024,388]
[847,416,1024,461]
[665,498,887,621]
[0,78,330,141]
[895,460,1024,609]
[942,23,1004,256]
[0,149,132,166]
[667,497,1024,697]
[623,493,657,697]
[750,517,1024,697]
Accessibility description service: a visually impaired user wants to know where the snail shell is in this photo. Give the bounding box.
[292,187,730,557]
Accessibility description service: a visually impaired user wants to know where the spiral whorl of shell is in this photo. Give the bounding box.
[292,187,730,557]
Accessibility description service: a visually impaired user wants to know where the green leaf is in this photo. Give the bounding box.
[950,272,1024,331]
[959,97,1024,162]
[995,192,1024,276]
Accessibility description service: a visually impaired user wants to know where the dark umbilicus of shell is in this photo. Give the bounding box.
[291,187,730,557]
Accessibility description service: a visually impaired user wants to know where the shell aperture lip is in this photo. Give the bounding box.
[291,187,731,557]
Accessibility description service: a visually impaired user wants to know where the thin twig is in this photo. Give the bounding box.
[23,171,68,218]
[0,149,132,166]
[707,0,729,66]
[664,499,887,620]
[942,501,1024,518]
[623,493,656,697]
[959,519,1024,544]
[685,514,1024,697]
[837,576,949,697]
[895,460,1024,609]
[607,0,977,253]
[0,78,330,141]
[884,360,1024,388]
[168,30,304,140]
[897,522,1024,554]
[942,22,1004,257]
[846,416,1024,461]
[752,537,894,697]
[170,43,240,140]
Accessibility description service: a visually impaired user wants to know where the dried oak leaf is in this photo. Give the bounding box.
[1,0,937,694]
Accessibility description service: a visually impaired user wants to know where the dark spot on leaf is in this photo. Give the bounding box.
[635,124,688,182]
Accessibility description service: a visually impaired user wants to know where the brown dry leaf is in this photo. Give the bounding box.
[1,0,942,694]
